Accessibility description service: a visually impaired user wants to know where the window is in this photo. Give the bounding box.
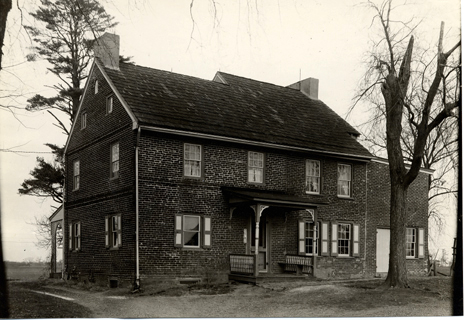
[305,160,320,194]
[111,142,119,178]
[68,222,81,251]
[406,228,416,258]
[94,80,99,94]
[105,215,122,249]
[81,112,87,129]
[248,151,264,183]
[184,143,201,177]
[174,214,211,249]
[331,222,360,257]
[337,164,351,197]
[73,160,80,190]
[107,95,113,114]
[304,221,319,255]
[337,223,351,256]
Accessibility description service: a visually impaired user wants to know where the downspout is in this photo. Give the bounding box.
[364,164,368,270]
[135,127,141,289]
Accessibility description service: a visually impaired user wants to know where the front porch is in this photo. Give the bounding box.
[223,188,327,284]
[229,253,315,284]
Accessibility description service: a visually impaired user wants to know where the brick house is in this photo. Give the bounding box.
[63,33,430,288]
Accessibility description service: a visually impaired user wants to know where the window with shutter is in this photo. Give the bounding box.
[203,217,212,248]
[418,228,424,258]
[352,224,360,257]
[69,221,81,251]
[406,228,416,258]
[105,214,122,249]
[321,221,329,256]
[331,223,338,257]
[174,214,211,249]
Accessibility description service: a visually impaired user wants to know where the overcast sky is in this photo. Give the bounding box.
[0,0,460,262]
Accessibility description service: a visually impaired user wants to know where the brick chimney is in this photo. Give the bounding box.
[287,77,319,100]
[94,33,119,70]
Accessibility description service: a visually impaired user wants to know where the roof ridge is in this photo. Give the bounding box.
[217,71,298,91]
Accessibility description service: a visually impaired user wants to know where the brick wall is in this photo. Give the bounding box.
[137,132,369,280]
[65,65,137,286]
[365,160,429,276]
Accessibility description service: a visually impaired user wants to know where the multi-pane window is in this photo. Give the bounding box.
[81,112,87,129]
[337,164,352,197]
[105,215,121,249]
[305,160,320,194]
[107,95,113,114]
[174,214,212,249]
[94,80,99,94]
[73,160,80,190]
[338,223,351,256]
[305,221,319,255]
[248,152,264,183]
[111,142,119,178]
[184,143,201,177]
[183,215,200,248]
[406,228,416,258]
[68,222,81,251]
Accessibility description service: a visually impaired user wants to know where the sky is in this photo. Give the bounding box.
[0,0,460,262]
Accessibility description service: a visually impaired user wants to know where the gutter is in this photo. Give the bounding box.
[135,127,141,289]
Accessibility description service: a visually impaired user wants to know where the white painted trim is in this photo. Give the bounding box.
[372,157,434,175]
[139,125,373,161]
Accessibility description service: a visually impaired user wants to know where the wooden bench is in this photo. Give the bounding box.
[278,255,313,275]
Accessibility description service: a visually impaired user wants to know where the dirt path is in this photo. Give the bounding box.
[34,278,452,318]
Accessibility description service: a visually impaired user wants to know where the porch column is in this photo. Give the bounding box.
[251,204,268,277]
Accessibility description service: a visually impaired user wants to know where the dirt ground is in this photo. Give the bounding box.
[8,276,454,318]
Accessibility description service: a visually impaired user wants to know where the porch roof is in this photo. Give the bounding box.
[222,187,329,210]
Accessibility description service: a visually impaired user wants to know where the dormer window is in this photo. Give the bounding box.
[107,95,113,114]
[94,80,99,94]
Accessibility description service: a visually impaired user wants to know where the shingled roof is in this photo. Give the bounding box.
[102,62,372,159]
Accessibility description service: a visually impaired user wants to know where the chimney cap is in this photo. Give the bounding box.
[287,77,319,100]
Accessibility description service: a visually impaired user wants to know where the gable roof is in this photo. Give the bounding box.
[102,62,372,159]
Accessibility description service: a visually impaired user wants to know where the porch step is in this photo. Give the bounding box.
[229,273,315,284]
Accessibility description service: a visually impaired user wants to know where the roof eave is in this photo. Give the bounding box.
[139,125,374,162]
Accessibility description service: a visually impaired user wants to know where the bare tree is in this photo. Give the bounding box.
[356,0,460,288]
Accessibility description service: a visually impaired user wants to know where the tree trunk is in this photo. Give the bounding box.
[0,0,12,71]
[385,180,409,287]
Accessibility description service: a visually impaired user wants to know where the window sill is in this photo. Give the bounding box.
[305,192,322,196]
[109,176,119,181]
[337,196,354,200]
[336,255,355,259]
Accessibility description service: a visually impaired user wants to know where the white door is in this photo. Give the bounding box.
[376,229,390,274]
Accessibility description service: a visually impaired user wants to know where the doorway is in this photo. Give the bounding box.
[376,228,390,275]
[250,214,269,272]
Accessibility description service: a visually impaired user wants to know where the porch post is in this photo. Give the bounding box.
[252,204,269,277]
[313,209,317,275]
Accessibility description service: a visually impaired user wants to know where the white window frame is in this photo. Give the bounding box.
[184,143,202,178]
[337,223,351,257]
[304,221,319,256]
[94,79,99,94]
[182,215,201,248]
[406,228,416,258]
[106,95,113,114]
[174,214,211,249]
[81,112,87,130]
[248,151,264,184]
[111,142,119,179]
[73,160,80,190]
[305,160,321,194]
[337,164,352,197]
[68,221,81,251]
[105,214,122,249]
